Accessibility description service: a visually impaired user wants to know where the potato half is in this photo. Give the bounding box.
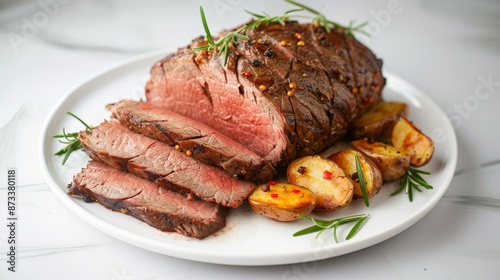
[287,155,353,211]
[352,139,410,181]
[248,183,316,222]
[352,101,409,141]
[328,149,383,199]
[390,117,435,167]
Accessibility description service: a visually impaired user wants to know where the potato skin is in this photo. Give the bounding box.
[328,149,383,199]
[352,139,410,181]
[390,117,435,167]
[287,155,353,211]
[248,183,316,222]
[352,102,409,141]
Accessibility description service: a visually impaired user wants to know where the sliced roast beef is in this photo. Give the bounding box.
[106,100,277,182]
[68,160,226,239]
[145,21,384,170]
[78,120,255,208]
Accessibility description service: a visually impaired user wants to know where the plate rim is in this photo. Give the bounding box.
[39,48,458,266]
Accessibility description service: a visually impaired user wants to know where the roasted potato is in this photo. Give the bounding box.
[287,155,353,211]
[390,117,434,167]
[352,101,409,141]
[248,183,316,222]
[352,139,410,181]
[328,149,383,199]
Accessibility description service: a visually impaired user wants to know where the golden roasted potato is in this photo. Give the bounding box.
[248,183,316,222]
[352,139,410,181]
[352,101,409,141]
[287,155,353,211]
[328,149,383,199]
[390,117,434,167]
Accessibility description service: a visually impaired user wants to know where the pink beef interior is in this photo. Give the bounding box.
[146,52,288,164]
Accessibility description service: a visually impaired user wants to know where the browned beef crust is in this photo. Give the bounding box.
[145,21,384,171]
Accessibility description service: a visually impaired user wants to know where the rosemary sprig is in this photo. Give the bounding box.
[284,0,369,37]
[293,214,369,243]
[355,154,370,207]
[193,7,300,64]
[53,112,91,165]
[193,0,369,65]
[391,167,433,202]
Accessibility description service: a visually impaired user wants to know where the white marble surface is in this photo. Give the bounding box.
[1,0,499,279]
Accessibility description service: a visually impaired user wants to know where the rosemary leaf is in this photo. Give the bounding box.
[293,214,369,243]
[355,154,370,207]
[199,7,215,46]
[336,214,368,225]
[409,169,433,189]
[67,111,92,130]
[285,0,321,15]
[292,224,324,237]
[346,215,369,240]
[391,175,406,195]
[412,168,432,175]
[245,10,266,19]
[411,181,423,192]
[408,181,414,202]
[298,215,332,227]
[53,112,91,165]
[392,167,433,202]
[333,223,339,243]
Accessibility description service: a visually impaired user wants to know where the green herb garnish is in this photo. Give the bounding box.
[193,7,300,65]
[293,214,369,243]
[355,154,370,207]
[391,167,433,202]
[284,0,369,37]
[194,0,369,65]
[53,112,91,165]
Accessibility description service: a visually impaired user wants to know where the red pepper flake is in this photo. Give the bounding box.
[271,193,278,198]
[323,170,333,180]
[243,72,251,77]
[292,189,301,194]
[268,180,277,185]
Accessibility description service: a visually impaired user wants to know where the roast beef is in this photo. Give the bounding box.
[68,160,226,239]
[79,120,255,208]
[145,21,385,170]
[107,100,276,182]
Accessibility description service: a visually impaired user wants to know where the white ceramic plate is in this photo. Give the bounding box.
[40,49,457,266]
